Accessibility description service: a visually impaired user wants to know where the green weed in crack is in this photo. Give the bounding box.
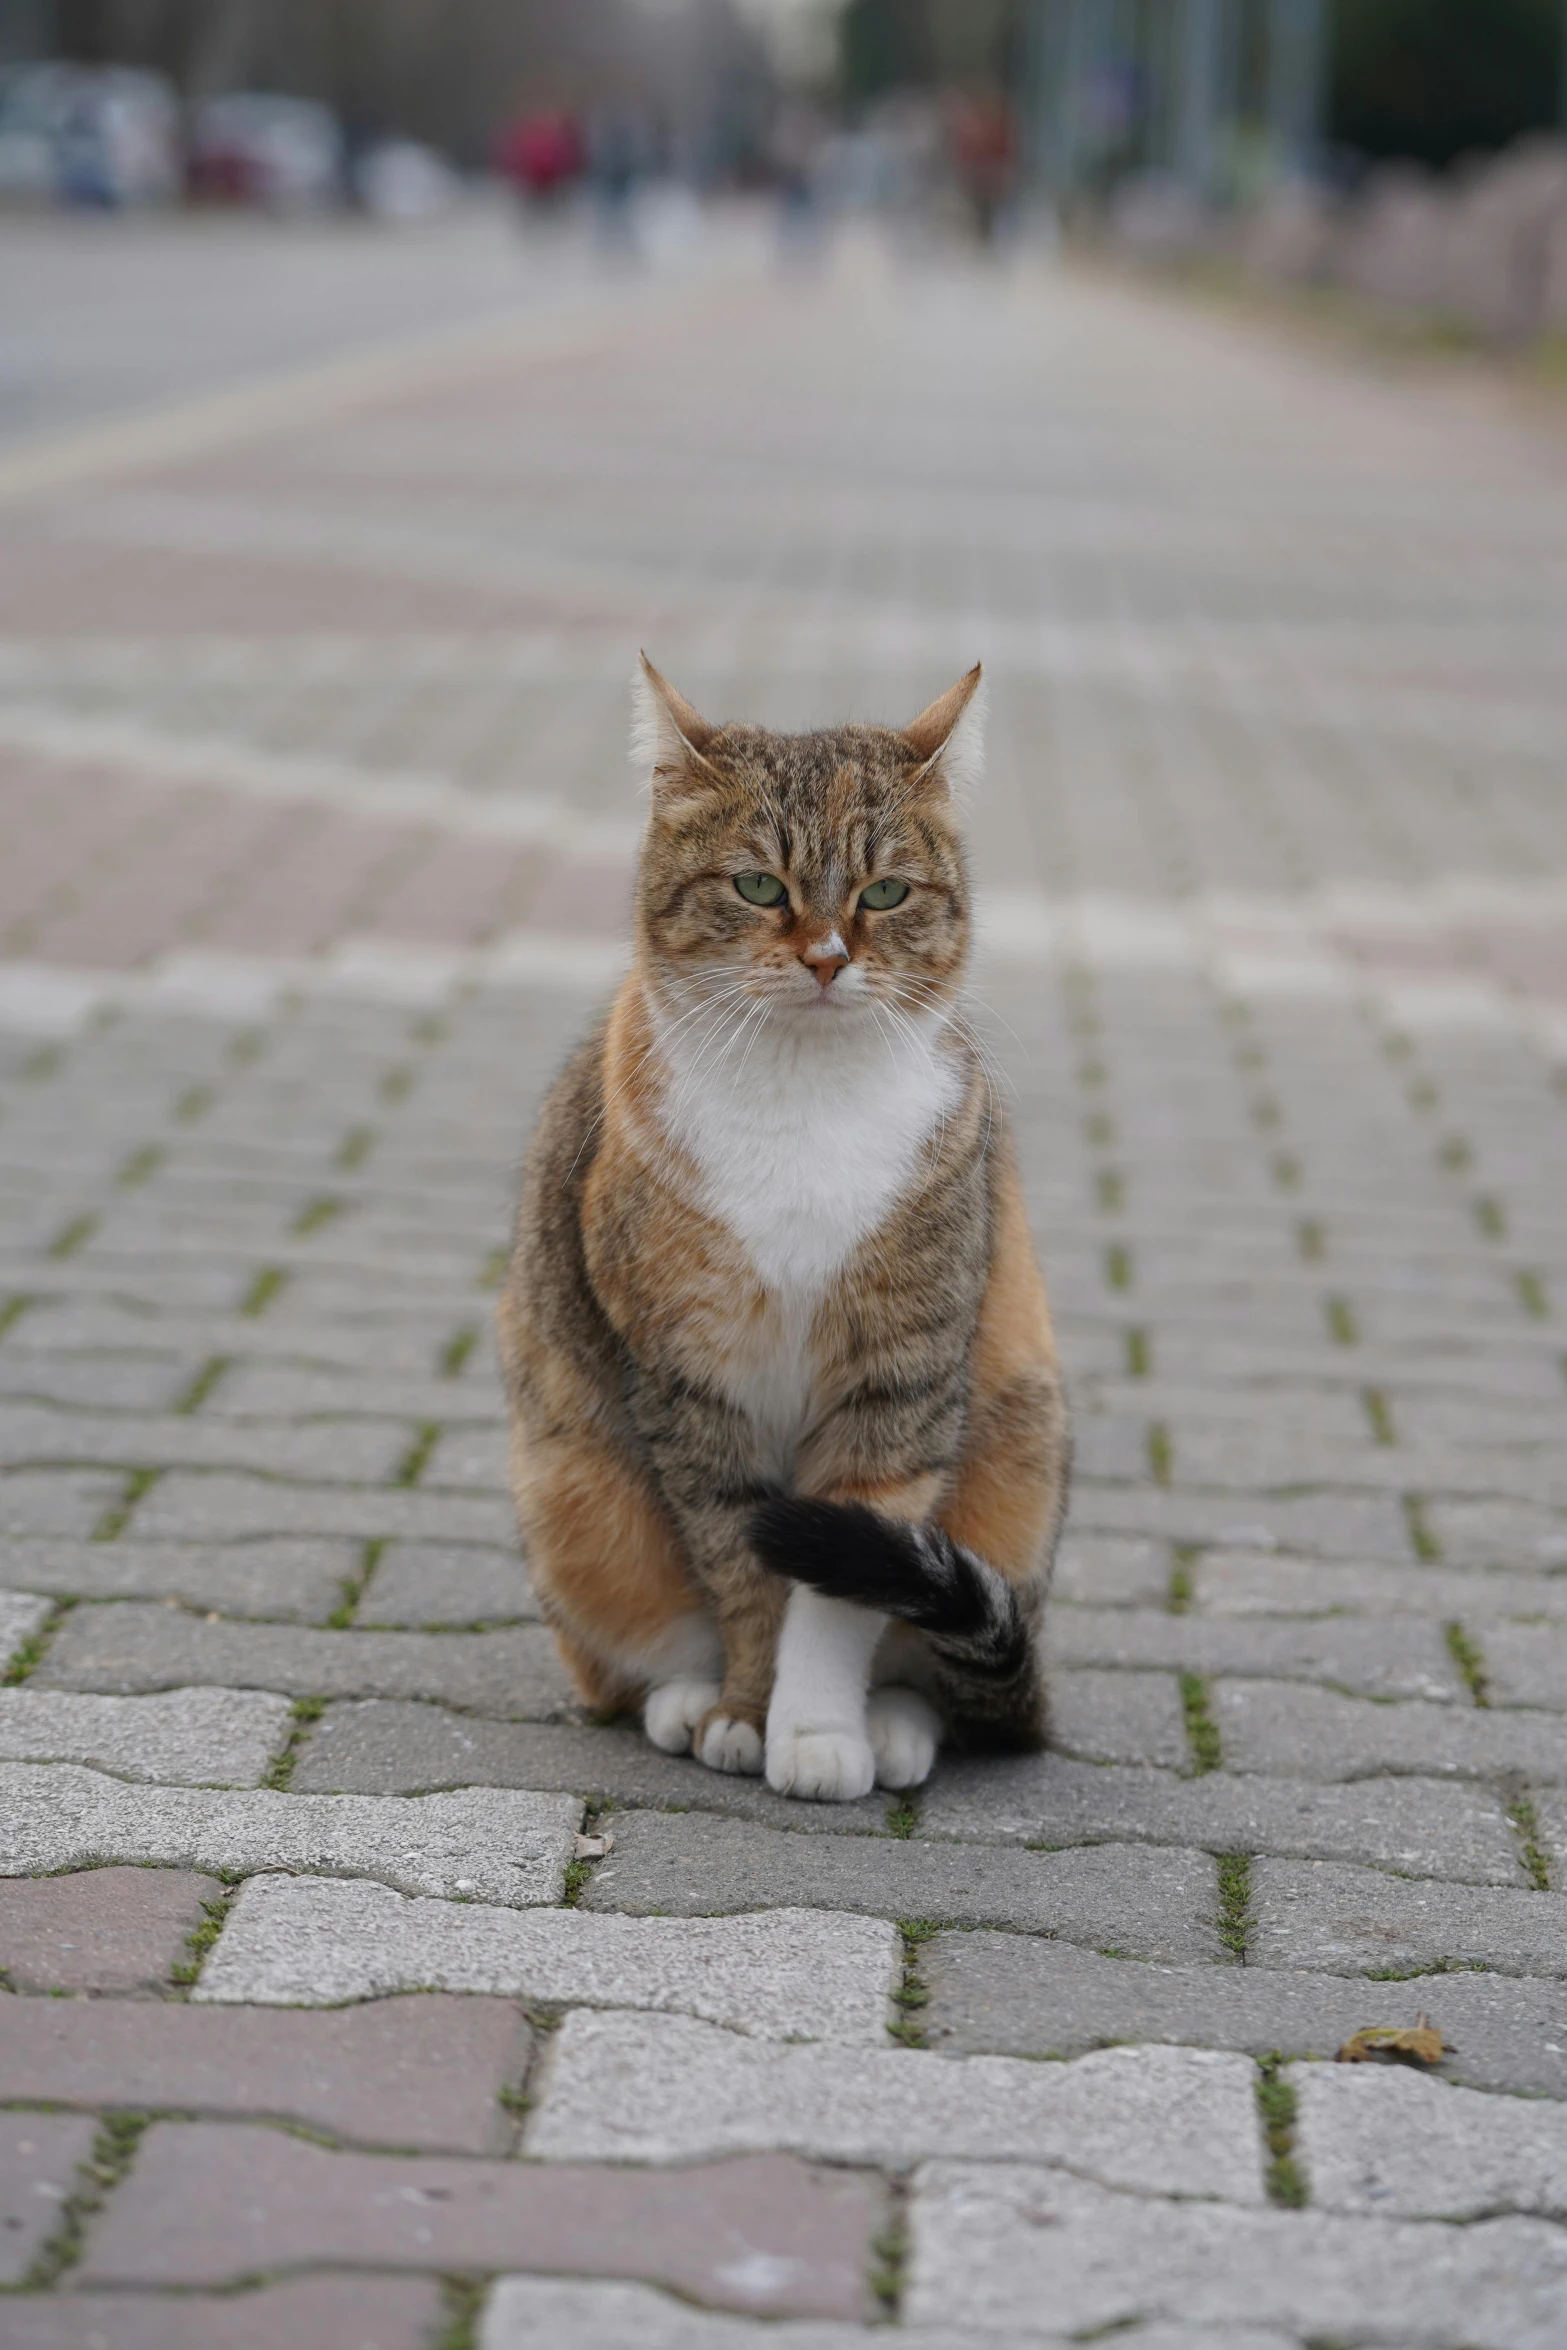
[0,1295,33,1342]
[433,2277,484,2350]
[1179,1674,1222,1775]
[441,1325,479,1378]
[1167,1546,1196,1614]
[1444,1622,1489,1706]
[888,1919,941,2048]
[1403,1494,1441,1562]
[1505,1791,1551,1891]
[47,1211,97,1261]
[884,1794,920,1839]
[263,1696,326,1791]
[1255,2058,1307,2208]
[397,1423,441,1487]
[2,1598,72,1687]
[290,1194,343,1238]
[92,1466,159,1542]
[1216,1854,1252,1961]
[328,1538,382,1631]
[171,1889,233,1987]
[240,1264,287,1317]
[24,2112,147,2287]
[174,1354,229,1416]
[336,1123,377,1170]
[869,2188,910,2314]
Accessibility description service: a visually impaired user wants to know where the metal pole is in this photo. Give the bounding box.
[1267,0,1328,176]
[1175,0,1222,199]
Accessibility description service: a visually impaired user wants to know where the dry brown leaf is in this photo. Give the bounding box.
[1335,2013,1451,2067]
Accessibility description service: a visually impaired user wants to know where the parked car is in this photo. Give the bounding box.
[0,62,178,207]
[188,92,343,210]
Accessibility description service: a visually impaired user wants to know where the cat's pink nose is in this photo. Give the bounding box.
[802,932,850,986]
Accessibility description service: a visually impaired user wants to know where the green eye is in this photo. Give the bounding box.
[734,872,786,907]
[859,877,910,911]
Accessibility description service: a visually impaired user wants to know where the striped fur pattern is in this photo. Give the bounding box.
[498,659,1068,1799]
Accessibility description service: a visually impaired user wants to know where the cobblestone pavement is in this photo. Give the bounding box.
[1,216,1566,2348]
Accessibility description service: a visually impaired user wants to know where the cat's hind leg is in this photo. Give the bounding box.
[509,1421,721,1753]
[866,1686,941,1789]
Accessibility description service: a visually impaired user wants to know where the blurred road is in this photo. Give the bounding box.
[1,219,1565,2345]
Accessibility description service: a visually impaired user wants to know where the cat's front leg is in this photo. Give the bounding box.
[765,1584,887,1800]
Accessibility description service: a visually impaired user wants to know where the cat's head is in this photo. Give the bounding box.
[630,657,983,1026]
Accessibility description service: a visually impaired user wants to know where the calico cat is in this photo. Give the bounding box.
[497,658,1068,1801]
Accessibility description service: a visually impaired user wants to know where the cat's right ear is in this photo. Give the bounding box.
[631,654,718,795]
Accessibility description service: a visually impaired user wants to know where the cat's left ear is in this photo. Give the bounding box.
[903,664,986,797]
[631,653,718,791]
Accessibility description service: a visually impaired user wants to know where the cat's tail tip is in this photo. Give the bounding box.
[749,1493,1027,1679]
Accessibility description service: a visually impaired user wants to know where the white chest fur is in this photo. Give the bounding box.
[657,1003,962,1301]
[656,1003,961,1463]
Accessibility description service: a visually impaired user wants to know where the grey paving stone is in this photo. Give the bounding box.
[1192,1549,1567,1621]
[288,1701,893,1829]
[1294,2061,1567,2218]
[0,1587,50,1666]
[0,1763,580,1904]
[0,2111,98,2284]
[0,1468,124,1537]
[920,1931,1567,2096]
[206,1361,501,1423]
[126,1469,517,1545]
[527,2010,1264,2196]
[1426,1498,1567,1572]
[921,1752,1522,1883]
[1216,1679,1567,1781]
[420,1426,511,1491]
[1048,1668,1189,1767]
[0,1402,409,1483]
[0,2278,446,2350]
[196,1873,898,2042]
[33,1601,575,1717]
[356,1540,539,1626]
[478,2278,1301,2350]
[0,1685,290,1784]
[580,1808,1221,1963]
[1051,1535,1171,1607]
[0,1991,530,2153]
[0,1352,194,1411]
[80,2126,881,2320]
[1068,1482,1414,1559]
[1054,1608,1461,1700]
[1482,1622,1567,1709]
[1250,1856,1567,1979]
[0,1865,220,1992]
[0,1535,359,1619]
[904,2161,1567,2345]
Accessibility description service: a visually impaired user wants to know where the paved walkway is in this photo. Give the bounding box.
[0,217,1565,2349]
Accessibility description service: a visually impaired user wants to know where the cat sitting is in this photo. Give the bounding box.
[498,658,1068,1801]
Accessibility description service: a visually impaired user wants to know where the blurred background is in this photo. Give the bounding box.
[1,1,1566,349]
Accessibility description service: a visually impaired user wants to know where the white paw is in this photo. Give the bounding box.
[766,1726,877,1803]
[644,1678,721,1755]
[697,1714,764,1775]
[867,1686,941,1789]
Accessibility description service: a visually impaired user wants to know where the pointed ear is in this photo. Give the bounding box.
[631,653,718,789]
[903,664,986,796]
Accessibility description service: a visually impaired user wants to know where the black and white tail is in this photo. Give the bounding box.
[749,1495,1032,1686]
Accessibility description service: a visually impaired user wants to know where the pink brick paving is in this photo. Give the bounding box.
[1,217,1566,2347]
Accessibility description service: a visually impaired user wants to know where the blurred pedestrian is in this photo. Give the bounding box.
[497,103,584,214]
[586,95,651,250]
[948,87,1015,244]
